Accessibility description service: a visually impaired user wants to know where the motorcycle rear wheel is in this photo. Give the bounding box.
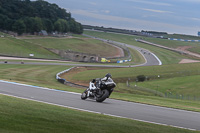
[96,89,109,102]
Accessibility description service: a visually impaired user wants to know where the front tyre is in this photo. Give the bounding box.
[96,89,109,102]
[81,90,88,100]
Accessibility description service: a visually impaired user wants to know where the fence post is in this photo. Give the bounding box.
[126,80,130,87]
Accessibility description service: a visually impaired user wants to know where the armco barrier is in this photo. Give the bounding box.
[117,59,131,63]
[56,67,75,84]
[56,67,87,88]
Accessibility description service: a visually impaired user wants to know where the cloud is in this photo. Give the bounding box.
[125,0,172,6]
[101,10,110,14]
[72,9,196,34]
[135,7,173,14]
[89,2,97,6]
[191,18,200,21]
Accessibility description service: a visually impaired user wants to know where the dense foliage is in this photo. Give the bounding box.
[0,0,83,35]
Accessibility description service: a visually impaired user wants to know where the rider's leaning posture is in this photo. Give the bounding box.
[87,73,113,97]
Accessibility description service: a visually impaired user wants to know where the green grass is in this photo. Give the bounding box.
[188,47,200,54]
[0,37,60,59]
[84,30,200,64]
[25,37,121,57]
[0,32,125,60]
[1,95,198,133]
[135,75,200,96]
[0,64,83,93]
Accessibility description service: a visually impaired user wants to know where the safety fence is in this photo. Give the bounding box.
[165,92,200,101]
[127,83,200,101]
[56,67,74,84]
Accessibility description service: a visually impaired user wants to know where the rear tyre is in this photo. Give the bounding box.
[96,89,109,102]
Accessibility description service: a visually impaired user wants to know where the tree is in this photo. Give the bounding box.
[4,18,13,31]
[0,14,7,30]
[42,18,54,33]
[23,17,35,33]
[59,19,69,33]
[54,20,62,32]
[54,19,69,33]
[12,20,26,35]
[74,22,83,34]
[33,17,43,32]
[0,0,82,34]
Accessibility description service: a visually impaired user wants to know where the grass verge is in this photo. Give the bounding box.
[0,94,198,133]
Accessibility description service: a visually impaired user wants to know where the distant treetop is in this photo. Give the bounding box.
[0,0,83,35]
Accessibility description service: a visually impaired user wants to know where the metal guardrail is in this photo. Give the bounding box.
[56,67,87,88]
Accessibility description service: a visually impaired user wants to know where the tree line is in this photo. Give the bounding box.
[0,0,83,35]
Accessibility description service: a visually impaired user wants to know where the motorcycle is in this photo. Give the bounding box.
[81,78,116,102]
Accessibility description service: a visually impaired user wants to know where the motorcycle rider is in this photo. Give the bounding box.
[87,73,113,97]
[101,73,112,82]
[87,79,97,97]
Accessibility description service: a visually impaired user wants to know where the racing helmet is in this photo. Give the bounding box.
[105,73,112,78]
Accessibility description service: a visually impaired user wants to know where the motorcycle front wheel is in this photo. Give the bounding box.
[81,89,88,100]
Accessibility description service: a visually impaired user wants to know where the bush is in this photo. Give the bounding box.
[136,75,146,82]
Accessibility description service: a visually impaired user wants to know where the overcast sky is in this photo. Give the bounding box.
[43,0,200,35]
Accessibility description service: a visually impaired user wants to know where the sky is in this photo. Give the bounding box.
[43,0,200,35]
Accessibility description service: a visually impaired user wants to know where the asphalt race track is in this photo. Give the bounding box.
[0,80,200,131]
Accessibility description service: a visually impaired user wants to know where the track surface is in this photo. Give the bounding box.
[0,80,200,131]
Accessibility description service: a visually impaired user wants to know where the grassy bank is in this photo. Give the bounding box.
[0,32,125,60]
[25,37,121,57]
[0,94,198,133]
[0,36,60,59]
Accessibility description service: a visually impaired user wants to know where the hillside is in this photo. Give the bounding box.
[0,32,124,60]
